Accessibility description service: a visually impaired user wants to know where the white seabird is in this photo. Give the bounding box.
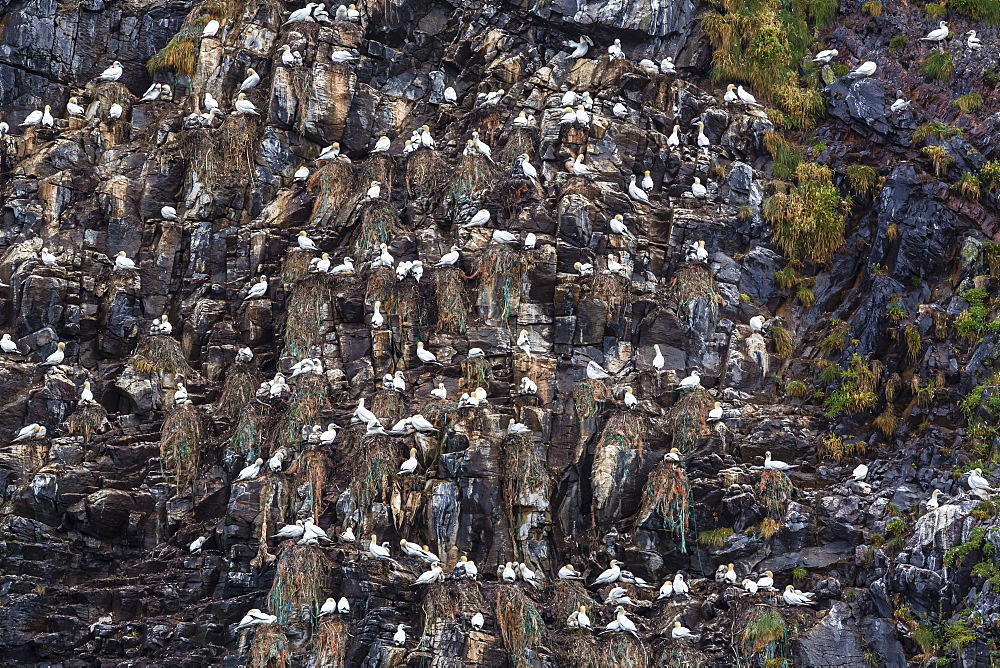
[114,251,135,270]
[189,535,207,553]
[968,468,997,496]
[140,84,161,102]
[235,458,263,482]
[471,612,485,630]
[239,68,260,91]
[416,341,438,364]
[284,3,317,24]
[470,131,492,160]
[392,624,409,645]
[783,585,816,606]
[694,120,710,147]
[565,35,593,58]
[330,257,354,274]
[672,621,700,640]
[641,170,654,191]
[397,447,419,475]
[273,520,305,540]
[967,30,983,50]
[605,606,638,636]
[660,57,676,74]
[851,464,869,481]
[268,449,285,472]
[0,334,18,354]
[465,209,491,227]
[920,21,949,42]
[234,93,259,115]
[708,401,723,420]
[691,177,707,198]
[354,398,378,425]
[337,596,350,613]
[742,578,758,594]
[430,383,447,400]
[558,564,583,580]
[757,571,774,589]
[245,276,268,300]
[202,18,220,37]
[369,300,384,328]
[673,573,689,595]
[331,49,357,63]
[813,48,839,63]
[66,97,85,116]
[850,61,877,77]
[623,386,638,410]
[586,360,609,379]
[297,231,317,251]
[108,103,123,119]
[607,39,625,60]
[235,609,277,630]
[161,205,178,220]
[501,562,517,582]
[613,102,628,118]
[41,342,66,366]
[414,564,443,585]
[12,424,46,442]
[926,489,940,510]
[610,214,636,239]
[319,598,337,616]
[369,534,392,560]
[340,526,355,542]
[372,135,391,152]
[764,451,797,471]
[318,143,341,160]
[40,247,59,266]
[592,559,622,585]
[627,175,650,203]
[678,370,701,390]
[96,61,123,82]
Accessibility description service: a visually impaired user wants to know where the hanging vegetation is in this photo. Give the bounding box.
[160,405,202,490]
[216,361,261,420]
[248,624,291,668]
[297,450,332,520]
[231,401,274,462]
[285,276,331,360]
[348,432,402,531]
[477,244,524,322]
[449,152,494,201]
[496,586,546,668]
[499,432,549,538]
[308,161,355,226]
[435,267,470,335]
[66,404,110,443]
[591,412,646,510]
[267,544,330,624]
[276,373,330,451]
[637,462,691,552]
[764,162,849,266]
[665,389,714,453]
[147,16,209,78]
[313,617,349,668]
[574,380,610,422]
[462,356,494,388]
[406,147,446,200]
[357,200,403,257]
[130,335,194,377]
[757,469,792,519]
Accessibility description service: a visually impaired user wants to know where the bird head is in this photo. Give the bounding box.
[70,96,78,103]
[399,539,407,546]
[281,45,291,52]
[238,92,247,101]
[118,251,126,257]
[371,534,378,541]
[766,570,773,577]
[44,105,51,112]
[255,458,264,465]
[694,177,702,184]
[784,585,794,592]
[57,342,66,350]
[728,563,735,569]
[669,447,679,454]
[84,380,91,387]
[674,621,681,628]
[113,61,122,67]
[765,450,772,458]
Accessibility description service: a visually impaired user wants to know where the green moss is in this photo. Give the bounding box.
[819,318,850,356]
[888,35,907,52]
[925,2,948,18]
[764,163,849,265]
[981,161,1000,191]
[786,380,808,398]
[791,566,808,579]
[765,131,804,179]
[913,122,963,144]
[823,353,879,417]
[944,526,987,567]
[955,172,982,201]
[697,527,735,547]
[986,70,1000,86]
[921,51,955,83]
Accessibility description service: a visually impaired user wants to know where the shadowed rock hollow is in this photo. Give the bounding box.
[1,0,1000,665]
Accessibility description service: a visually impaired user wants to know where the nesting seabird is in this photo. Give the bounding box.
[763,450,797,470]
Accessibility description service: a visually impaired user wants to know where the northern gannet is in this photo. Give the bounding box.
[678,370,701,390]
[757,571,774,589]
[613,102,628,118]
[21,106,52,127]
[658,580,674,599]
[926,489,940,510]
[202,18,220,36]
[392,370,406,393]
[850,61,877,77]
[455,555,478,579]
[235,609,277,630]
[508,419,530,435]
[235,458,263,482]
[279,44,302,66]
[623,386,638,410]
[337,596,350,613]
[501,562,517,581]
[239,68,260,91]
[189,535,207,553]
[665,448,682,462]
[12,424,46,442]
[471,612,484,630]
[430,382,447,400]
[397,447,419,474]
[268,449,285,472]
[607,39,625,60]
[566,153,590,175]
[519,376,537,394]
[558,564,583,580]
[414,564,443,585]
[367,300,384,328]
[605,606,638,636]
[173,381,191,405]
[724,563,738,584]
[660,57,676,74]
[330,257,354,274]
[161,205,178,220]
[968,468,997,496]
[783,585,816,606]
[114,251,135,270]
[694,120,710,147]
[443,86,457,104]
[851,464,869,481]
[79,381,95,404]
[284,3,317,24]
[41,342,66,366]
[890,91,911,113]
[586,360,609,379]
[330,49,357,63]
[372,135,391,152]
[40,247,59,266]
[592,559,622,585]
[673,573,689,595]
[749,315,765,331]
[492,230,518,244]
[96,61,123,81]
[672,621,699,640]
[294,165,310,181]
[465,209,490,227]
[366,180,381,198]
[920,21,949,42]
[708,402,723,420]
[742,578,758,594]
[764,451,797,470]
[641,170,654,191]
[565,35,594,58]
[355,398,378,424]
[245,276,268,300]
[968,30,983,50]
[392,624,409,645]
[108,103,123,119]
[319,598,337,616]
[236,345,253,363]
[369,534,392,560]
[318,143,341,160]
[340,526,355,542]
[627,175,650,203]
[691,177,707,198]
[470,132,492,160]
[204,92,219,113]
[813,49,839,63]
[737,85,761,106]
[140,84,161,102]
[66,97,84,116]
[519,563,543,587]
[559,106,578,125]
[273,520,305,540]
[234,93,260,115]
[516,154,538,180]
[609,213,636,239]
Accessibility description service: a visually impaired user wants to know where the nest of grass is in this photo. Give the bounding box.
[130,335,194,377]
[461,357,494,389]
[216,362,261,420]
[268,544,330,624]
[298,450,332,520]
[347,433,402,531]
[248,624,290,668]
[365,266,396,310]
[637,462,691,552]
[359,154,395,190]
[435,267,469,335]
[281,251,314,285]
[313,617,349,667]
[496,586,546,665]
[308,161,355,225]
[160,405,202,490]
[231,400,274,461]
[668,265,717,317]
[592,271,629,317]
[285,276,332,359]
[357,200,402,257]
[500,432,549,513]
[550,580,597,624]
[418,582,461,649]
[449,152,495,201]
[66,404,109,443]
[499,127,540,164]
[574,380,610,421]
[554,634,602,667]
[592,412,646,510]
[218,114,262,176]
[406,148,446,200]
[372,389,405,425]
[276,374,330,451]
[496,176,538,221]
[599,636,648,668]
[757,469,792,520]
[477,244,524,322]
[665,389,714,453]
[421,400,463,434]
[469,108,503,139]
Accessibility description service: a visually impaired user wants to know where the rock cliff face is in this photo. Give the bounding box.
[1,0,1000,665]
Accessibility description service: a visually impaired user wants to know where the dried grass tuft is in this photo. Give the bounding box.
[147,15,208,78]
[592,271,629,316]
[757,469,792,519]
[130,335,194,377]
[267,544,330,624]
[499,127,540,164]
[66,404,109,442]
[357,200,402,257]
[461,357,494,388]
[665,389,714,453]
[637,462,691,552]
[449,152,495,200]
[281,251,314,285]
[669,264,717,316]
[574,380,610,421]
[285,276,331,359]
[419,582,461,647]
[550,580,597,623]
[592,412,646,509]
[499,433,549,528]
[231,401,274,461]
[371,388,405,424]
[435,266,470,335]
[160,405,202,490]
[365,266,396,308]
[600,635,648,668]
[347,432,403,532]
[298,450,332,520]
[216,361,261,420]
[359,154,395,189]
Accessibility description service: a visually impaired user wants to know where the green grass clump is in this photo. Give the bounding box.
[771,324,793,357]
[697,527,734,547]
[786,380,808,398]
[922,145,955,178]
[913,122,963,144]
[637,462,691,551]
[981,161,1000,191]
[147,17,208,78]
[955,172,982,201]
[921,51,955,83]
[496,586,546,660]
[955,288,991,341]
[160,405,202,490]
[925,3,947,18]
[954,93,984,113]
[823,353,879,417]
[757,468,793,519]
[861,0,882,16]
[743,610,787,655]
[951,0,1000,24]
[792,566,809,579]
[818,318,850,356]
[765,131,804,179]
[701,0,832,127]
[944,526,990,567]
[764,163,849,265]
[944,619,977,654]
[268,545,330,624]
[845,165,879,196]
[888,35,907,53]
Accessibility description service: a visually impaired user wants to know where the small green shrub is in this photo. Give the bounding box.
[846,165,879,196]
[862,0,883,16]
[952,0,1000,25]
[921,51,955,83]
[955,173,982,201]
[792,566,808,579]
[697,527,735,547]
[889,35,907,52]
[764,163,849,265]
[913,122,963,143]
[981,161,1000,190]
[986,70,1000,87]
[922,145,955,178]
[786,380,809,398]
[925,3,947,18]
[954,93,985,113]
